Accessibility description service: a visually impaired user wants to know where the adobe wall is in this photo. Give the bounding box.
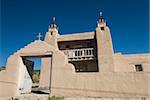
[124,54,150,72]
[114,53,150,72]
[50,61,150,97]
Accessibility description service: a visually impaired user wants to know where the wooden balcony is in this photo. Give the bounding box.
[62,48,95,61]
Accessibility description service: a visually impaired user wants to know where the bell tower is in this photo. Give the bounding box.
[95,12,114,72]
[45,17,59,49]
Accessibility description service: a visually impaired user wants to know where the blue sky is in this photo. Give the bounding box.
[0,0,149,68]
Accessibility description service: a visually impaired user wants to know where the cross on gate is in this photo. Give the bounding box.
[37,32,42,40]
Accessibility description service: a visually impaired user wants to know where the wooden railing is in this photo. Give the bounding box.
[62,48,95,61]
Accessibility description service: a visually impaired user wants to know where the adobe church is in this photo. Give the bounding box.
[0,13,150,98]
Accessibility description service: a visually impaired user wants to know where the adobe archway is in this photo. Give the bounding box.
[0,40,72,97]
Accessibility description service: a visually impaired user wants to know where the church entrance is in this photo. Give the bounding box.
[21,54,52,94]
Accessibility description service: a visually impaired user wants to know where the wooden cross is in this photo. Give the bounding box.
[37,32,42,40]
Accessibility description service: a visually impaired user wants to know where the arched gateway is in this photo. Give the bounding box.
[0,39,73,97]
[0,15,150,98]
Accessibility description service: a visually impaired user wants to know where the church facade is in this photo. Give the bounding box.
[0,14,150,98]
